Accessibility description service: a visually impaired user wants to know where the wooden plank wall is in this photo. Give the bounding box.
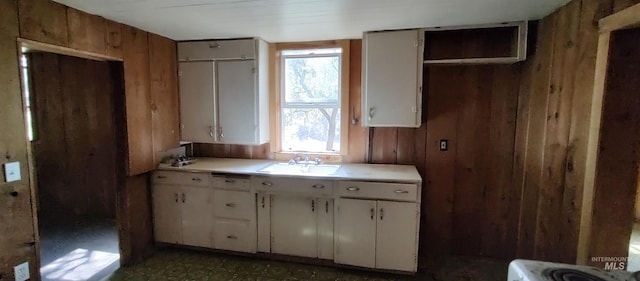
[0,0,38,280]
[30,53,118,218]
[587,28,640,267]
[1,0,180,278]
[514,0,640,264]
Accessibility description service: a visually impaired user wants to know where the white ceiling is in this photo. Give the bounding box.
[53,0,570,42]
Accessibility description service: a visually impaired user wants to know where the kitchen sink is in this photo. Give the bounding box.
[258,163,341,176]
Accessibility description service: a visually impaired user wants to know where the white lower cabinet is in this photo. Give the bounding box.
[212,176,256,253]
[335,198,419,272]
[152,172,213,248]
[152,170,421,273]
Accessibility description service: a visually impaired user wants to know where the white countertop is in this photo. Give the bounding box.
[157,158,422,183]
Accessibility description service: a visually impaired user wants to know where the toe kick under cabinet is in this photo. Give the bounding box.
[152,168,421,273]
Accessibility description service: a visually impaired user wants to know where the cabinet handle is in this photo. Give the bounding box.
[368,107,374,121]
[157,175,167,179]
[325,201,329,213]
[227,235,238,240]
[209,126,214,138]
[220,127,224,139]
[370,208,374,220]
[262,181,273,186]
[311,200,315,212]
[380,208,384,220]
[312,184,325,189]
[225,179,235,183]
[346,186,360,191]
[192,177,201,182]
[182,193,186,203]
[394,190,409,194]
[225,203,236,207]
[174,193,178,203]
[261,196,265,208]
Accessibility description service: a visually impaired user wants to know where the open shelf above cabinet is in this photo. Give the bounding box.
[423,21,527,64]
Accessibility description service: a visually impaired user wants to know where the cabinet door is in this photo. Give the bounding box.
[376,201,419,272]
[317,198,334,260]
[362,30,422,127]
[271,195,317,258]
[179,61,217,143]
[257,192,271,252]
[217,60,258,144]
[181,185,213,248]
[334,198,376,268]
[152,184,182,244]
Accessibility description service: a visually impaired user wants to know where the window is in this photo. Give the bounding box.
[280,48,342,152]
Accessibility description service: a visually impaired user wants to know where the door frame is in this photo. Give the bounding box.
[577,2,640,265]
[17,38,129,273]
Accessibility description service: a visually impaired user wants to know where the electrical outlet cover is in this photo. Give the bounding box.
[14,261,29,281]
[4,161,20,182]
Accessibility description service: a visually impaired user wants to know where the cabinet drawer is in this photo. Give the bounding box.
[178,39,256,61]
[214,219,256,253]
[212,176,251,191]
[152,171,210,186]
[252,176,333,196]
[337,181,418,202]
[213,190,254,220]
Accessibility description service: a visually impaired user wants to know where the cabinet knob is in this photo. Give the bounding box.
[227,235,238,240]
[225,203,236,208]
[394,190,409,194]
[262,181,273,186]
[312,184,325,189]
[346,186,360,191]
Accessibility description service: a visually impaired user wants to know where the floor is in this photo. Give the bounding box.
[39,215,120,281]
[628,223,640,271]
[105,247,508,281]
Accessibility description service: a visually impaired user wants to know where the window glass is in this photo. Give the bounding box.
[280,48,341,152]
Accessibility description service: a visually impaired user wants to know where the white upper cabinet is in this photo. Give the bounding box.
[178,38,269,145]
[178,39,256,61]
[362,29,423,128]
[179,61,217,143]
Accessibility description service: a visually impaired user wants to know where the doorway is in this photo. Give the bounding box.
[21,51,126,281]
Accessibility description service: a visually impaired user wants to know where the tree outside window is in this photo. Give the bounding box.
[280,48,342,152]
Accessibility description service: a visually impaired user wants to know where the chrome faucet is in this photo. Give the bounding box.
[288,154,322,166]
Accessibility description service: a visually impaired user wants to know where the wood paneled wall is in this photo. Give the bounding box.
[513,0,640,264]
[30,53,118,218]
[0,0,37,280]
[1,0,179,279]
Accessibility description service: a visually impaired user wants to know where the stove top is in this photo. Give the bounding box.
[509,259,637,281]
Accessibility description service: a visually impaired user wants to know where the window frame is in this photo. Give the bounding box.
[270,40,350,161]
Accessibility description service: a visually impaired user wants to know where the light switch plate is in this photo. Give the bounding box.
[4,162,21,182]
[14,261,29,281]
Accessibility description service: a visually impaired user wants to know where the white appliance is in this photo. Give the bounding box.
[508,259,639,281]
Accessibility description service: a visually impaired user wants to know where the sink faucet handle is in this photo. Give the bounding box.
[304,154,310,161]
[314,157,322,165]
